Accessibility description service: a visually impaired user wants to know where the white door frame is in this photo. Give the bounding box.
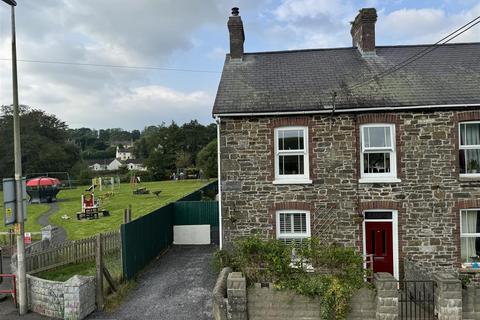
[362,209,399,280]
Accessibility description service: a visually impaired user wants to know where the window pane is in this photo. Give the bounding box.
[462,210,480,234]
[363,152,391,173]
[461,123,480,146]
[465,149,480,174]
[279,129,304,150]
[365,211,393,219]
[364,126,391,148]
[279,155,304,175]
[279,213,291,233]
[279,213,307,235]
[461,237,480,262]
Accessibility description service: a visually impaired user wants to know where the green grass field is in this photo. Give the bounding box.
[1,179,210,241]
[50,179,209,240]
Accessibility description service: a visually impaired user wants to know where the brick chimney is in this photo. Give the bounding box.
[227,7,245,60]
[350,8,377,56]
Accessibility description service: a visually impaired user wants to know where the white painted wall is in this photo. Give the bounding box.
[173,225,210,245]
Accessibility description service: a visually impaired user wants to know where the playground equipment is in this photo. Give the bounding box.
[26,177,62,204]
[92,176,120,192]
[130,175,150,195]
[26,171,72,189]
[76,188,110,220]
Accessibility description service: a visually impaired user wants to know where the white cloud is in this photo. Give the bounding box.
[377,5,480,44]
[0,0,226,130]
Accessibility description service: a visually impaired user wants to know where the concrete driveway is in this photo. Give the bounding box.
[90,245,218,320]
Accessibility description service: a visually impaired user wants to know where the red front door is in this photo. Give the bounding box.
[365,221,394,275]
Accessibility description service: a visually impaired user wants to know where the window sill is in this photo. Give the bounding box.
[273,179,312,185]
[459,175,480,182]
[359,178,401,184]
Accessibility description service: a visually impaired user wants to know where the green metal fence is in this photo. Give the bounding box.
[121,199,220,280]
[121,203,174,279]
[177,180,218,201]
[173,201,219,226]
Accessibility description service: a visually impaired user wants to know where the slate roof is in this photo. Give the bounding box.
[212,43,480,115]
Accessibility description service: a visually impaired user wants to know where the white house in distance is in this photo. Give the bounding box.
[126,159,148,171]
[107,158,124,171]
[116,146,135,161]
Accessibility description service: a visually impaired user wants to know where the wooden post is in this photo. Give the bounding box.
[128,204,132,222]
[96,233,104,310]
[123,208,128,224]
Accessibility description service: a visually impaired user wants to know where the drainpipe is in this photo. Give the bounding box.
[215,116,223,249]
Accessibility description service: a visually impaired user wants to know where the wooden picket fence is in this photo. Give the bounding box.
[25,231,121,274]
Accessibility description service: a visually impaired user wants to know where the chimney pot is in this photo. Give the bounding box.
[228,7,245,60]
[350,8,377,56]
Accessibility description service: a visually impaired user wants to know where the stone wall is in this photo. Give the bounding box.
[219,110,480,274]
[463,285,480,320]
[434,273,462,320]
[27,274,95,320]
[212,267,232,320]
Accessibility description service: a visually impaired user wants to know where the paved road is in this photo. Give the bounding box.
[90,245,218,320]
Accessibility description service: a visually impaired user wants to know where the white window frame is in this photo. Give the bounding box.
[359,123,399,183]
[459,121,480,178]
[276,210,311,242]
[273,126,311,184]
[460,208,480,267]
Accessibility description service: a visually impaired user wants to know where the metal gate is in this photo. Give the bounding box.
[399,280,436,319]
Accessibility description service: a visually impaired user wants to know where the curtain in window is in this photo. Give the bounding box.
[464,124,480,172]
[461,211,478,261]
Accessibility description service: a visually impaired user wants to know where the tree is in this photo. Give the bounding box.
[0,105,81,178]
[196,139,217,178]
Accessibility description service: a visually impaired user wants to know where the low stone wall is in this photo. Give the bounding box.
[212,267,232,320]
[27,274,95,320]
[463,285,480,320]
[248,284,321,320]
[212,271,377,320]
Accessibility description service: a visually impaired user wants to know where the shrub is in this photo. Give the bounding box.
[214,236,367,319]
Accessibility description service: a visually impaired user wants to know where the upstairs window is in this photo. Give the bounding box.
[360,124,397,182]
[459,122,480,176]
[460,209,480,265]
[274,127,310,183]
[276,210,311,244]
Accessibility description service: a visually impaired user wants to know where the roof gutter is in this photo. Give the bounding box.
[213,103,480,117]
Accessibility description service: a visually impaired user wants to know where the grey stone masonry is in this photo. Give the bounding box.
[463,285,480,320]
[434,273,462,320]
[248,283,321,320]
[226,272,247,320]
[213,267,232,320]
[27,275,65,319]
[63,275,95,320]
[27,274,95,320]
[219,111,480,275]
[374,272,399,320]
[347,287,376,320]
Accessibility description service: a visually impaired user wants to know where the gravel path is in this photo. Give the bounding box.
[90,245,218,320]
[36,202,67,243]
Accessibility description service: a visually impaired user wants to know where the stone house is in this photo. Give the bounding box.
[213,7,480,280]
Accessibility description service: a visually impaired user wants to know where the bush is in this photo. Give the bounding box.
[214,236,366,319]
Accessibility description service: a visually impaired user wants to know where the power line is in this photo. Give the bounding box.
[346,15,480,92]
[0,58,222,74]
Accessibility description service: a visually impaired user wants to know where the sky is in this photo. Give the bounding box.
[0,0,479,130]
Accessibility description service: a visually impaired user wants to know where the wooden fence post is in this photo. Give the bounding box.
[96,233,104,310]
[128,204,132,222]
